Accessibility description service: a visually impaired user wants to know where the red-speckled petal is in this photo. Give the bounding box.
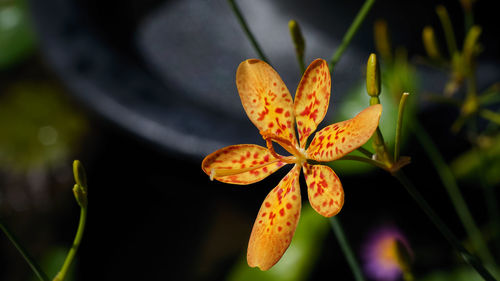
[303,163,344,217]
[294,59,331,148]
[247,165,301,270]
[202,144,286,185]
[307,104,382,161]
[236,59,297,146]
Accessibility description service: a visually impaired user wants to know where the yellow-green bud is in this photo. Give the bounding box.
[373,20,392,62]
[73,160,87,188]
[72,160,88,208]
[288,20,305,59]
[366,53,381,98]
[463,25,482,64]
[422,26,442,60]
[436,5,458,55]
[73,184,87,208]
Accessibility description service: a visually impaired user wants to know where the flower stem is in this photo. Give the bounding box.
[329,217,366,281]
[394,93,410,162]
[339,155,388,170]
[392,170,497,281]
[475,142,500,258]
[329,0,376,72]
[226,0,270,63]
[411,119,497,269]
[0,219,49,281]
[53,207,87,281]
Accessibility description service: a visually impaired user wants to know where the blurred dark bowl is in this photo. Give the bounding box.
[30,0,500,161]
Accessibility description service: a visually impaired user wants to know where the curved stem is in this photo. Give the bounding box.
[393,171,496,281]
[227,0,270,63]
[394,93,410,162]
[329,217,366,281]
[411,120,496,268]
[53,207,87,281]
[0,219,49,281]
[329,0,376,72]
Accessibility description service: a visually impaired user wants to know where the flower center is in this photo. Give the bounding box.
[260,130,307,165]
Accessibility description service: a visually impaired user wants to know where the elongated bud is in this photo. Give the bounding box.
[463,25,481,62]
[366,53,381,99]
[422,26,442,60]
[288,20,305,59]
[436,5,458,56]
[374,20,392,62]
[72,160,88,208]
[73,184,87,208]
[73,160,87,188]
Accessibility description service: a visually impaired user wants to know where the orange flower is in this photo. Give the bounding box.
[202,59,382,270]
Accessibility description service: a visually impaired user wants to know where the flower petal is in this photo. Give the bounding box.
[303,163,344,217]
[202,144,285,185]
[307,104,382,161]
[294,59,331,148]
[236,59,297,145]
[247,165,302,270]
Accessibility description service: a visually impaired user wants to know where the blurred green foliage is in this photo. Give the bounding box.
[329,53,418,175]
[451,133,500,186]
[0,0,37,69]
[0,82,87,172]
[226,205,328,281]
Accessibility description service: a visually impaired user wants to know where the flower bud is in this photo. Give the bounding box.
[73,159,87,188]
[73,184,87,208]
[374,20,392,62]
[422,26,442,60]
[288,20,305,60]
[462,25,482,67]
[366,53,381,98]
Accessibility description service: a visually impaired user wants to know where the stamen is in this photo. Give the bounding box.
[260,130,306,160]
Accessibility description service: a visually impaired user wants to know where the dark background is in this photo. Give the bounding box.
[1,0,499,280]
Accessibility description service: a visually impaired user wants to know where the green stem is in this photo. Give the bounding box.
[469,114,500,265]
[329,0,376,72]
[227,0,270,63]
[0,219,49,281]
[475,142,500,259]
[411,119,497,269]
[393,170,497,281]
[338,155,388,170]
[329,217,366,281]
[394,93,410,162]
[356,146,374,158]
[297,54,306,75]
[53,207,87,281]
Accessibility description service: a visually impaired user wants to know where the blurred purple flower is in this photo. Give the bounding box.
[361,225,412,281]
